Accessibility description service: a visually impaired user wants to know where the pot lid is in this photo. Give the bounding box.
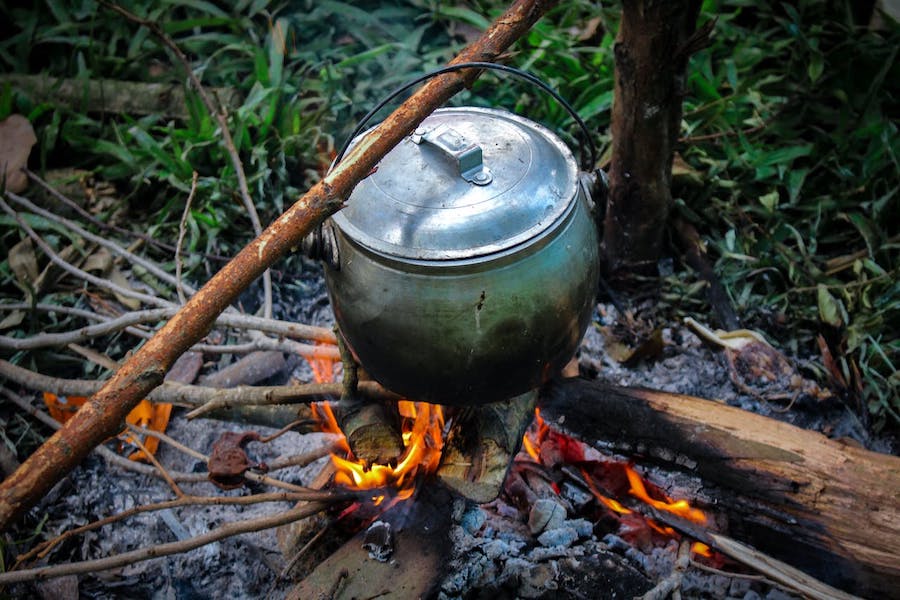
[331,107,578,260]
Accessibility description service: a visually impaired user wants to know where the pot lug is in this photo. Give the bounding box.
[299,223,340,270]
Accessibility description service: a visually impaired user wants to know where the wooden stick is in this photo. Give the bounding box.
[0,501,332,583]
[0,0,557,530]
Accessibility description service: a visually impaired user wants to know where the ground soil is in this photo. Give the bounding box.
[6,261,892,599]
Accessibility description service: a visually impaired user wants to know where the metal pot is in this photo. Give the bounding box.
[307,101,602,406]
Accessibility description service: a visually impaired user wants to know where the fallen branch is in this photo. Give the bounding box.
[0,500,333,584]
[0,387,206,485]
[0,73,242,120]
[14,489,346,569]
[0,0,556,529]
[539,378,900,598]
[0,305,336,351]
[0,358,346,409]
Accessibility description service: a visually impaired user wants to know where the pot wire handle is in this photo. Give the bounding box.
[332,62,597,172]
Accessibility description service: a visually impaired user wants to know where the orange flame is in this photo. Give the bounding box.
[317,400,444,505]
[305,351,443,504]
[624,466,708,526]
[691,542,713,557]
[523,408,710,544]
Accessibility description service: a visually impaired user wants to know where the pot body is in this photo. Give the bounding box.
[324,187,599,406]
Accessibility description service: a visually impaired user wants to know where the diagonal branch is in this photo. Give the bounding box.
[0,0,557,530]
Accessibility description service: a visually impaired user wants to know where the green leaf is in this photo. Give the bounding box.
[817,285,843,328]
[808,52,824,83]
[759,190,779,212]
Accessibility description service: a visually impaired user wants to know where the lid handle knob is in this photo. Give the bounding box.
[412,124,493,186]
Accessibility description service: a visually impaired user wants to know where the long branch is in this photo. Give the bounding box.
[0,501,332,583]
[0,0,556,530]
[0,305,336,351]
[0,358,350,407]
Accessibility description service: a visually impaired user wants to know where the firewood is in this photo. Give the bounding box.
[538,378,900,599]
[438,390,537,503]
[287,485,454,600]
[334,399,404,466]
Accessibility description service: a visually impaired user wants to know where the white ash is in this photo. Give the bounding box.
[14,414,334,599]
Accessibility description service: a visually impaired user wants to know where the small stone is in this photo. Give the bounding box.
[528,498,567,535]
[537,526,578,548]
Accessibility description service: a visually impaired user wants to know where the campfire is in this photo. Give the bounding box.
[299,339,726,589]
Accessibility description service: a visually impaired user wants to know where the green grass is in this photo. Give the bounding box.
[0,0,897,432]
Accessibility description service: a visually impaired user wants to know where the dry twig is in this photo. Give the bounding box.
[0,500,333,584]
[175,171,200,305]
[0,358,345,408]
[0,304,336,351]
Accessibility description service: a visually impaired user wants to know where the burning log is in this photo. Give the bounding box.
[538,378,900,599]
[438,390,538,503]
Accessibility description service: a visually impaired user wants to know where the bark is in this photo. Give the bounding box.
[538,378,900,599]
[437,390,537,503]
[0,0,557,531]
[0,74,241,120]
[602,1,707,273]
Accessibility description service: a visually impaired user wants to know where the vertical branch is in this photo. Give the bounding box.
[175,171,199,305]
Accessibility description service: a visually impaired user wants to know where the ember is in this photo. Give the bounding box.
[521,408,711,550]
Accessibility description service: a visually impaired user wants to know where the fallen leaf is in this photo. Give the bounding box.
[109,266,142,310]
[0,114,37,193]
[685,317,832,402]
[8,238,39,299]
[208,431,261,490]
[0,310,25,330]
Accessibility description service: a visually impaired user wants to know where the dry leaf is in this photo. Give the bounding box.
[83,247,113,273]
[109,267,142,310]
[33,243,82,295]
[0,114,37,193]
[685,317,832,401]
[0,310,25,330]
[9,237,39,297]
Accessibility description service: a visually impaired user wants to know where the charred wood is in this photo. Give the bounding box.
[539,378,900,599]
[438,389,537,503]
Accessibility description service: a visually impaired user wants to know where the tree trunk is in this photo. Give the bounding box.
[539,378,900,599]
[602,0,704,273]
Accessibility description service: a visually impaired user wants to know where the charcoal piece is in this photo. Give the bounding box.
[362,520,393,562]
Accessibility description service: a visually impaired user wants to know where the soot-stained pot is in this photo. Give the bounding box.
[319,107,600,406]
